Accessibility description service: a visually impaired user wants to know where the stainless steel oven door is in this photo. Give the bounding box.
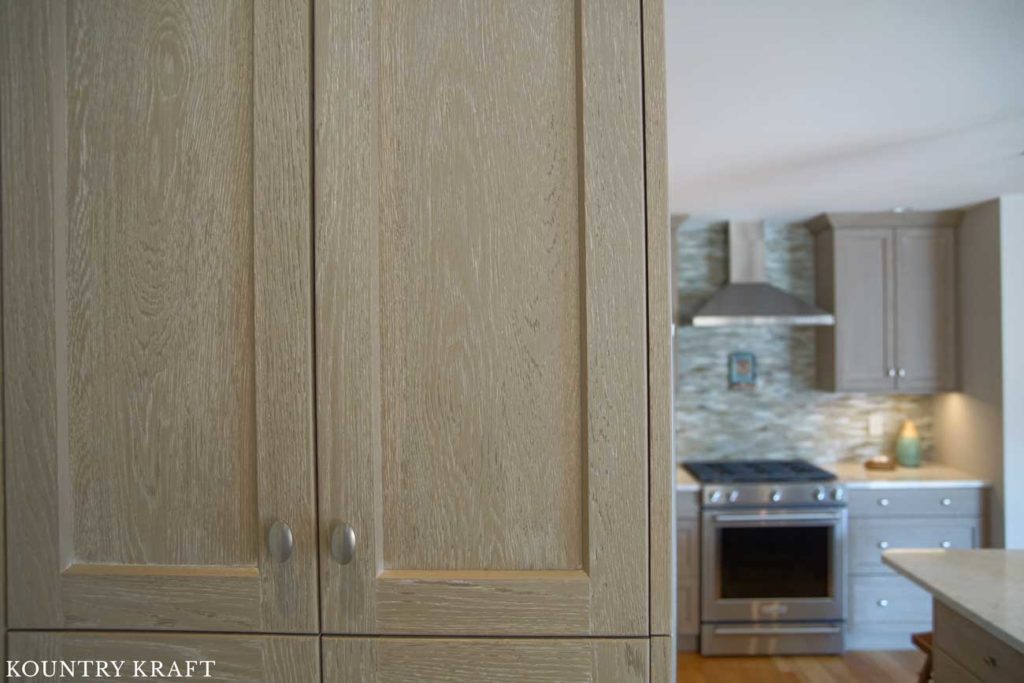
[702,508,847,623]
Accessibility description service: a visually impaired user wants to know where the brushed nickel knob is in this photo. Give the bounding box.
[331,523,357,565]
[887,368,897,378]
[897,368,907,378]
[941,498,952,507]
[878,497,890,507]
[878,541,889,549]
[941,541,952,549]
[877,599,889,608]
[268,521,294,563]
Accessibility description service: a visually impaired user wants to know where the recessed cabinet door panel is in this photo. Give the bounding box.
[321,637,649,683]
[895,228,957,392]
[316,0,648,635]
[834,230,896,392]
[0,0,316,631]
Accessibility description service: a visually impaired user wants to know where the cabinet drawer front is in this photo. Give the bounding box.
[850,519,979,573]
[849,575,931,625]
[935,601,1024,683]
[934,649,984,683]
[676,518,700,579]
[848,488,982,517]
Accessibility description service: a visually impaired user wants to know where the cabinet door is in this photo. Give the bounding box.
[0,0,317,631]
[8,632,319,683]
[833,229,897,391]
[894,228,957,392]
[322,638,649,683]
[316,0,648,636]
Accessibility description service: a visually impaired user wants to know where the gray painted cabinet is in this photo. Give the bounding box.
[810,212,960,394]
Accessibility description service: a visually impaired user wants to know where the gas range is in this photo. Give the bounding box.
[683,459,845,509]
[683,460,847,656]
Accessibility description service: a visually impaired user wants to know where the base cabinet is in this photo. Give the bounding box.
[7,632,320,683]
[321,638,650,683]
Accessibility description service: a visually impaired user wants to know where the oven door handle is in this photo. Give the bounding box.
[712,513,843,524]
[712,625,843,636]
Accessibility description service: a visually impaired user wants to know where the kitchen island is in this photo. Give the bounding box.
[883,549,1024,682]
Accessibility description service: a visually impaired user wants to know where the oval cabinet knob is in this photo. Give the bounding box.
[878,540,889,549]
[878,498,890,507]
[941,540,952,549]
[897,368,907,378]
[877,599,889,608]
[268,520,294,563]
[941,497,953,507]
[331,523,357,565]
[887,368,897,378]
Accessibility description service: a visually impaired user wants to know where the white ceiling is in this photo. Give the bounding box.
[665,0,1024,221]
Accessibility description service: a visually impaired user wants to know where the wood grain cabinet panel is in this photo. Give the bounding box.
[810,212,961,394]
[0,0,317,631]
[315,0,648,636]
[322,637,649,683]
[8,632,319,683]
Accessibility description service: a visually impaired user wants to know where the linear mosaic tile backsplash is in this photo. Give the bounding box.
[674,220,935,464]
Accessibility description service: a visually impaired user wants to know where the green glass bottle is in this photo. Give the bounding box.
[896,420,922,468]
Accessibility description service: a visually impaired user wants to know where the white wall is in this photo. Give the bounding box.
[936,195,1024,548]
[935,200,1004,545]
[999,196,1024,548]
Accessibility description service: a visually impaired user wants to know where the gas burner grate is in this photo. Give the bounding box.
[682,459,836,484]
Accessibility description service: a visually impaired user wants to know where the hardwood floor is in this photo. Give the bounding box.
[678,651,926,682]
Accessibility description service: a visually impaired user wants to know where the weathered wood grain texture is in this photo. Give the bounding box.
[316,0,647,636]
[650,635,674,683]
[8,632,320,683]
[322,638,649,683]
[642,0,674,641]
[0,0,316,631]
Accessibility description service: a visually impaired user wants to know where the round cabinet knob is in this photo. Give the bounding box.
[887,368,897,378]
[941,541,952,549]
[878,541,890,549]
[728,490,740,503]
[941,498,952,507]
[831,488,845,502]
[897,368,907,378]
[770,489,782,503]
[708,490,723,503]
[813,487,826,502]
[267,520,294,563]
[877,599,889,608]
[878,497,890,507]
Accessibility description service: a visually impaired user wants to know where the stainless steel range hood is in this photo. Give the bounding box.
[685,220,835,327]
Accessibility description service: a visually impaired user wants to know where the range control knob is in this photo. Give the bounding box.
[831,488,845,502]
[708,489,723,503]
[812,487,826,502]
[728,490,740,503]
[769,489,782,503]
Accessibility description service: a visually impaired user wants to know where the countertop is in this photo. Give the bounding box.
[675,460,987,492]
[883,549,1024,653]
[826,461,988,489]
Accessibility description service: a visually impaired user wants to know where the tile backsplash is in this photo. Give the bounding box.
[674,220,935,463]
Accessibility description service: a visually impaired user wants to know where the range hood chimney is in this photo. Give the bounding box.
[685,220,835,327]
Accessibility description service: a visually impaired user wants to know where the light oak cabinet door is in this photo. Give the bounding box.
[321,638,649,683]
[315,0,648,636]
[8,632,319,683]
[0,0,317,631]
[894,228,957,392]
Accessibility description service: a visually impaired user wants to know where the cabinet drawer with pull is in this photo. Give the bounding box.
[935,601,1024,683]
[847,487,983,518]
[849,575,932,625]
[850,518,980,573]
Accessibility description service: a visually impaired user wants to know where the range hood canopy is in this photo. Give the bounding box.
[684,220,835,327]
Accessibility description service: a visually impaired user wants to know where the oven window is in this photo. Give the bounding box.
[719,526,831,599]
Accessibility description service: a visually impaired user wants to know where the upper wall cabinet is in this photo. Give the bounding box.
[314,0,649,636]
[810,212,960,394]
[0,0,317,631]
